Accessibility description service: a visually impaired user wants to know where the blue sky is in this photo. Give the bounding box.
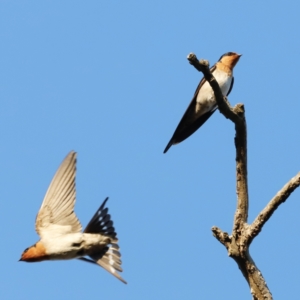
[1,1,299,299]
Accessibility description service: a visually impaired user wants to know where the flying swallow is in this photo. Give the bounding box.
[163,52,241,153]
[20,151,126,284]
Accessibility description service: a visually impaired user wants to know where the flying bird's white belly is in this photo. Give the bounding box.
[195,69,232,114]
[41,233,111,260]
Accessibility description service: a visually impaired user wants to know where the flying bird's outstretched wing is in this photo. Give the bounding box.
[35,151,82,239]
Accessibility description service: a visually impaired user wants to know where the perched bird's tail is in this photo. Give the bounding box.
[163,106,218,153]
[163,139,174,154]
[81,197,127,284]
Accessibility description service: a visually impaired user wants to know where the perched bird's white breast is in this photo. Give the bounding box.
[196,69,232,114]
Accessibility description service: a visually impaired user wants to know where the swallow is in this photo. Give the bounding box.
[163,52,241,153]
[20,151,126,284]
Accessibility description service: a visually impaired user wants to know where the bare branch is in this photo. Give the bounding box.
[233,104,249,230]
[188,53,272,299]
[188,52,298,299]
[248,172,300,243]
[187,53,249,226]
[233,252,272,300]
[211,226,231,247]
[213,229,272,299]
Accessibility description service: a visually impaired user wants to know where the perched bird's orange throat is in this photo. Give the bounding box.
[219,53,242,71]
[20,241,49,262]
[215,62,232,75]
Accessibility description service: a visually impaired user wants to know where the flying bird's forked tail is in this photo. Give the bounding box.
[80,197,127,284]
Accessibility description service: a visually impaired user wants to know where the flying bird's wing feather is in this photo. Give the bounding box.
[82,198,126,284]
[35,151,82,238]
[163,65,217,153]
[84,197,116,237]
[87,244,126,284]
[78,244,126,284]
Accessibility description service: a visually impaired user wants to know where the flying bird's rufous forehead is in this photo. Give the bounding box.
[219,52,242,68]
[20,242,48,262]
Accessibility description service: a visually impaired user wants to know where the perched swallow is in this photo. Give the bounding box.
[20,151,126,284]
[163,52,241,153]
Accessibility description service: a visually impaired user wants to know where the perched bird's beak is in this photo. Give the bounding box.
[230,53,242,67]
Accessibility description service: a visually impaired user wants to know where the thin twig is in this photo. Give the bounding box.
[211,226,231,247]
[248,172,300,244]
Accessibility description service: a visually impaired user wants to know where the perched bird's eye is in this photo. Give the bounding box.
[23,247,29,253]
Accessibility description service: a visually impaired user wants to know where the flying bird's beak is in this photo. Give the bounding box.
[19,253,26,261]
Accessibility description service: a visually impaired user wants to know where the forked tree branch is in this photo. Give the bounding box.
[187,53,300,300]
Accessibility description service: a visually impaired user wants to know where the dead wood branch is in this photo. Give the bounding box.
[187,53,300,299]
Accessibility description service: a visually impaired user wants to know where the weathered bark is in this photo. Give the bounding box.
[187,53,300,300]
